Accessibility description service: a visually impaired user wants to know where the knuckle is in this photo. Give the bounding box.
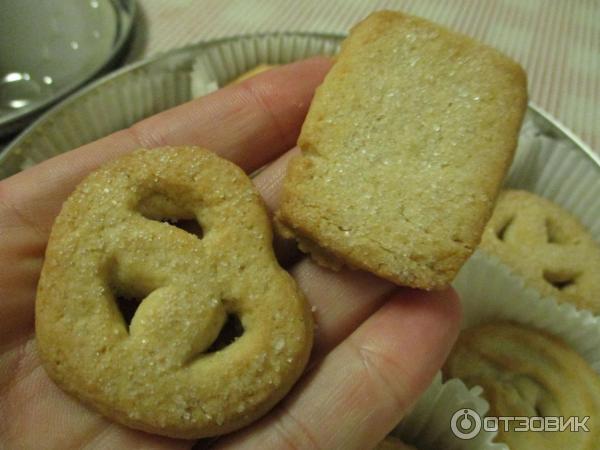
[239,81,289,147]
[126,119,167,150]
[273,405,323,450]
[349,337,412,415]
[0,178,46,241]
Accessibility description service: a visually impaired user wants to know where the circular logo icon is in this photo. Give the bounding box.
[451,408,482,440]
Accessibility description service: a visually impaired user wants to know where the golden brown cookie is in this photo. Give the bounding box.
[276,11,527,290]
[35,146,313,439]
[481,189,600,314]
[444,322,600,449]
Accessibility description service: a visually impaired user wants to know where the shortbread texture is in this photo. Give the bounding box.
[277,11,527,289]
[444,322,600,449]
[481,190,600,314]
[36,147,313,439]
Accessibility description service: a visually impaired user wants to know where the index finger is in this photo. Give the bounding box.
[0,57,331,234]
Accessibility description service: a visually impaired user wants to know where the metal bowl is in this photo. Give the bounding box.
[0,0,135,139]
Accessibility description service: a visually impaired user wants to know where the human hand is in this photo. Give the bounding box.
[0,57,460,450]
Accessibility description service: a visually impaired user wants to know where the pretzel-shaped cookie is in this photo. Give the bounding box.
[480,190,600,313]
[444,322,600,449]
[36,147,313,438]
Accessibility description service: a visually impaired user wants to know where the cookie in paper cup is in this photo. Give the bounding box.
[479,189,600,314]
[475,110,600,318]
[444,321,600,449]
[449,250,600,448]
[453,250,600,369]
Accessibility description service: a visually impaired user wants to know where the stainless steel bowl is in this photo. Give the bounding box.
[0,0,135,138]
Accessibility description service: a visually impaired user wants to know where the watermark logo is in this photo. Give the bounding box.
[450,408,590,440]
[451,409,482,440]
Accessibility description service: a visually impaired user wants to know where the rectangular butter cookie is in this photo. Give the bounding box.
[276,11,527,289]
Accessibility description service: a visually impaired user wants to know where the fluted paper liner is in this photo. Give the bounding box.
[454,251,600,371]
[441,249,600,450]
[505,113,600,239]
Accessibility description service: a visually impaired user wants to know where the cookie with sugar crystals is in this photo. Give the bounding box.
[36,146,313,438]
[276,10,527,289]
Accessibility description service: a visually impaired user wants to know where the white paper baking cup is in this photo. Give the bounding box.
[505,110,600,240]
[392,373,508,450]
[471,107,600,321]
[454,250,600,372]
[448,250,600,448]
